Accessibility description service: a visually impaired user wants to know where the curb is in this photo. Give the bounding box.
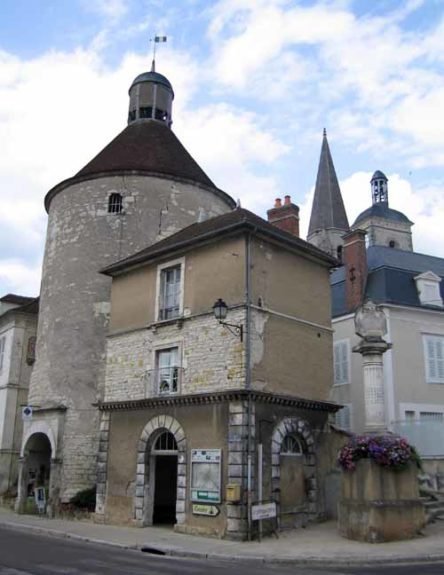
[1,518,444,567]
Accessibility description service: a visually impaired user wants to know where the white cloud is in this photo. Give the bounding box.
[206,0,444,171]
[82,0,128,23]
[0,259,42,297]
[177,103,288,211]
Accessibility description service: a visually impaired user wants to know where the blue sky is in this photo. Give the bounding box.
[0,0,443,296]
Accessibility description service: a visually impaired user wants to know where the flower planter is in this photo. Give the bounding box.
[338,460,425,542]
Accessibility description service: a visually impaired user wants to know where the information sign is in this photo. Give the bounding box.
[192,504,220,517]
[251,502,277,521]
[190,449,222,504]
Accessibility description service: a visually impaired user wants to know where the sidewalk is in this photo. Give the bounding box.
[0,507,443,566]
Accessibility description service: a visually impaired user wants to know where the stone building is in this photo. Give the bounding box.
[307,138,444,487]
[97,205,339,539]
[16,65,235,512]
[0,294,38,495]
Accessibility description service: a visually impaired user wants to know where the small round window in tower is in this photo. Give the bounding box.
[108,193,123,214]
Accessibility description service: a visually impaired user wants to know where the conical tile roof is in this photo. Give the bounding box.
[76,120,215,188]
[308,131,349,236]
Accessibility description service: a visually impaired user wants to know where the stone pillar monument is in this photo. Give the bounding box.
[353,300,392,432]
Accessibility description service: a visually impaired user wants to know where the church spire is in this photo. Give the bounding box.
[307,129,349,259]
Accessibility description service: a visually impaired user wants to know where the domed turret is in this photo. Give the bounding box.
[352,170,413,251]
[128,61,174,127]
[371,170,388,205]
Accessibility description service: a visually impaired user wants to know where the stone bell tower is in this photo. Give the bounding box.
[17,65,235,510]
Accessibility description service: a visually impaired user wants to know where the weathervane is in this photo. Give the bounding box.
[150,35,167,71]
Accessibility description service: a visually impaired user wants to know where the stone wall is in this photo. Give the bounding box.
[28,173,232,501]
[104,309,245,402]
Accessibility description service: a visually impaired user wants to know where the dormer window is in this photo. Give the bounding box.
[414,271,443,307]
[108,193,123,214]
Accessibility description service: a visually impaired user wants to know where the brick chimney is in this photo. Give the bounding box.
[267,195,300,237]
[343,229,368,313]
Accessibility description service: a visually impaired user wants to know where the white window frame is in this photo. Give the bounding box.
[0,335,5,373]
[335,403,352,430]
[333,339,350,386]
[423,334,444,384]
[415,271,443,307]
[153,343,182,396]
[155,257,185,322]
[400,403,444,422]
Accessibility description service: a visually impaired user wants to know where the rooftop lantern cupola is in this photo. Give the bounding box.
[128,60,174,127]
[371,170,388,205]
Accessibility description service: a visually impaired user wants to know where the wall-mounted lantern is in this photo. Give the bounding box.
[212,299,243,342]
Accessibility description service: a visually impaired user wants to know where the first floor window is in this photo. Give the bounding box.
[0,336,5,372]
[424,335,444,383]
[159,264,182,320]
[156,347,180,394]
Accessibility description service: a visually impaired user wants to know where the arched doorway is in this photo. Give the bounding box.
[22,433,51,512]
[271,417,318,530]
[151,431,178,524]
[134,415,187,528]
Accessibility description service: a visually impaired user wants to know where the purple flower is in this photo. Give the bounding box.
[337,434,421,472]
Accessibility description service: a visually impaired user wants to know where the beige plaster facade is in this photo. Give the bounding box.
[0,300,37,494]
[331,304,444,469]
[98,222,339,539]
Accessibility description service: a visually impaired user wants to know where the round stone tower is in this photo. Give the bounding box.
[19,67,235,507]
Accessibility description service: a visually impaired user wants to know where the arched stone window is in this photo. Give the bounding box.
[108,193,123,214]
[280,434,302,456]
[153,430,178,453]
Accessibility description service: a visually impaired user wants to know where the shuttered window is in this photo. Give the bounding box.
[424,335,444,384]
[334,340,349,385]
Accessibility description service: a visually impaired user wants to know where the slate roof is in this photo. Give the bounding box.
[353,203,413,226]
[130,71,174,94]
[0,294,35,306]
[102,207,337,275]
[371,170,387,181]
[331,245,444,317]
[45,120,234,211]
[308,131,349,236]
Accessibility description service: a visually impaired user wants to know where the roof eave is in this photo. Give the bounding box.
[102,218,338,277]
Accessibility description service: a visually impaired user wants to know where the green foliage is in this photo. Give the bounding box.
[69,486,96,511]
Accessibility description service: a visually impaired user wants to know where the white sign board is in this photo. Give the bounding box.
[251,502,277,521]
[190,449,222,504]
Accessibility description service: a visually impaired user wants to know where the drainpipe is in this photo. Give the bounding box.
[245,232,253,541]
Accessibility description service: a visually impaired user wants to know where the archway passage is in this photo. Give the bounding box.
[151,431,178,525]
[23,433,51,506]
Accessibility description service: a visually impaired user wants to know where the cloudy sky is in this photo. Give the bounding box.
[1,0,443,297]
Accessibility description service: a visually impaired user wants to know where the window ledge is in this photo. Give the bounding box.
[149,316,184,331]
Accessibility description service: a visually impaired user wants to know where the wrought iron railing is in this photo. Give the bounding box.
[143,367,184,397]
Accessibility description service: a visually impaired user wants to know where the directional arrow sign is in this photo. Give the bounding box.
[192,504,220,517]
